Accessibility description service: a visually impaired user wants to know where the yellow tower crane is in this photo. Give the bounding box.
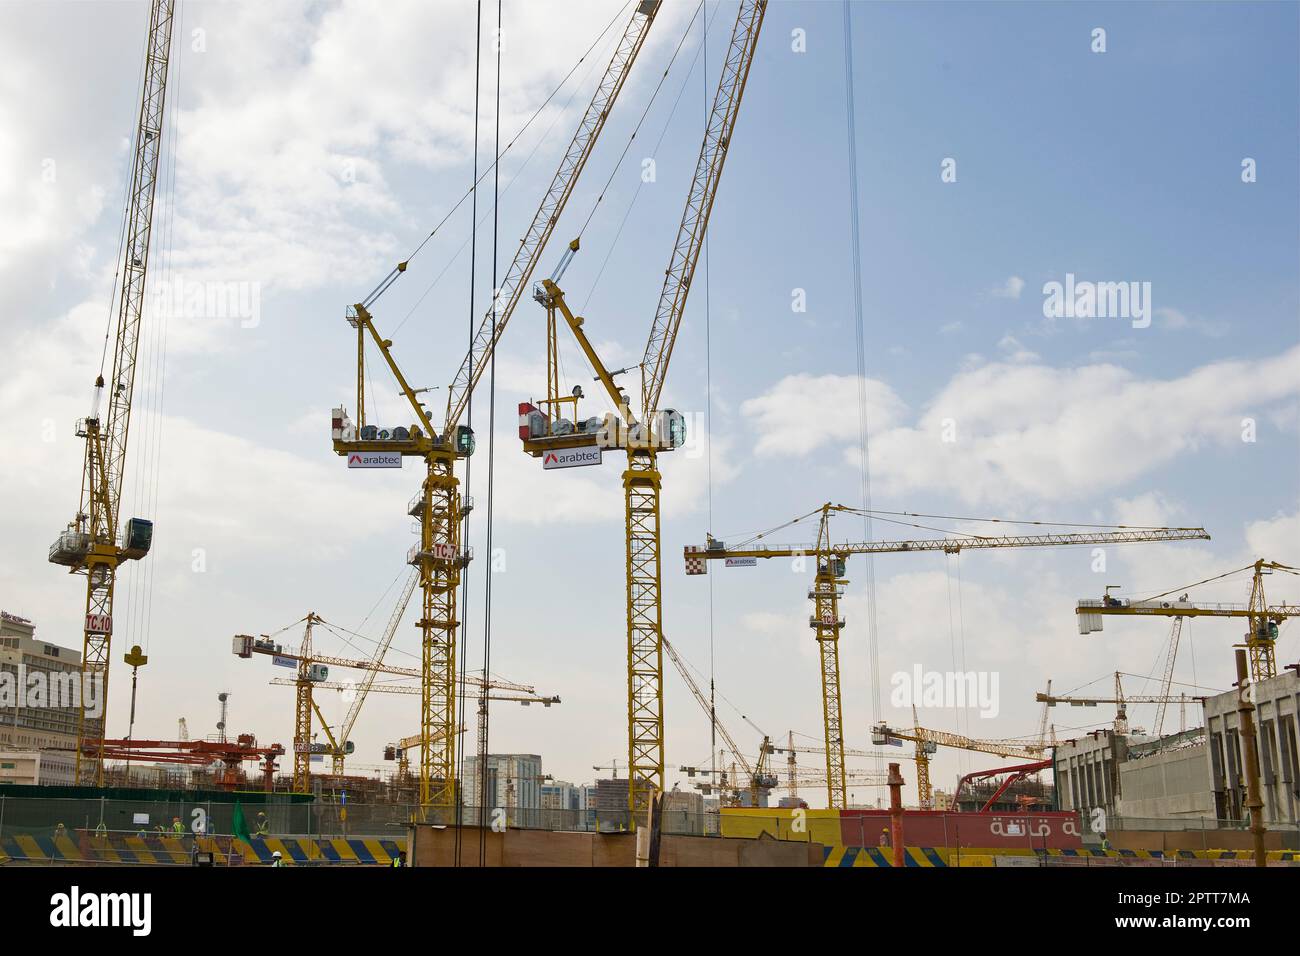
[1036,671,1208,736]
[770,733,884,803]
[232,615,431,792]
[685,503,1211,809]
[330,1,660,816]
[1077,559,1300,683]
[379,682,560,785]
[664,633,776,807]
[873,712,1046,810]
[263,664,558,792]
[48,0,177,786]
[519,0,767,820]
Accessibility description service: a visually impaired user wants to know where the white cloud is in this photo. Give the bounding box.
[1155,306,1228,338]
[745,346,1300,506]
[992,276,1024,300]
[739,373,908,457]
[996,334,1039,363]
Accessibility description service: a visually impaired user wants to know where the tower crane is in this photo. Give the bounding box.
[1077,559,1300,683]
[379,683,559,783]
[329,1,661,816]
[1036,671,1209,736]
[325,571,418,776]
[663,633,776,807]
[685,502,1210,808]
[519,0,767,819]
[872,714,1046,810]
[233,613,426,792]
[769,733,885,802]
[48,0,177,786]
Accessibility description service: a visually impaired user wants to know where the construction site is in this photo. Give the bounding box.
[2,0,1299,883]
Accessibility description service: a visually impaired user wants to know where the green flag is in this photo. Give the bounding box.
[232,800,252,843]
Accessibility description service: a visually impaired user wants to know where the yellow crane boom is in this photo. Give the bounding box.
[1077,559,1300,682]
[685,502,1210,809]
[873,715,1045,809]
[48,0,177,786]
[1037,670,1206,735]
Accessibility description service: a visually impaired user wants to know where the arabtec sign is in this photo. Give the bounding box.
[725,557,757,568]
[542,447,603,470]
[347,452,402,469]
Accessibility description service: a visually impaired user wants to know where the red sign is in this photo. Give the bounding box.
[85,612,112,635]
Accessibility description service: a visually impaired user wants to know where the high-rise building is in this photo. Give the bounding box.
[462,754,544,825]
[0,611,86,755]
[540,779,582,830]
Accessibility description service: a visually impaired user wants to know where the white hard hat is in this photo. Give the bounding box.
[272,850,282,858]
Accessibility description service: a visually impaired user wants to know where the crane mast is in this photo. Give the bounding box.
[333,1,660,816]
[686,502,1211,808]
[517,0,765,821]
[49,0,176,786]
[624,0,766,820]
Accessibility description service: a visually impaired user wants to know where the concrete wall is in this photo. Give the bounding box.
[408,825,821,867]
[1116,741,1216,819]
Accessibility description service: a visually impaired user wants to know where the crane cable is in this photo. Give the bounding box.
[579,0,724,321]
[454,1,484,868]
[701,3,717,791]
[140,0,184,659]
[124,0,183,661]
[359,0,636,312]
[841,0,883,745]
[572,0,706,243]
[478,0,503,870]
[390,19,616,338]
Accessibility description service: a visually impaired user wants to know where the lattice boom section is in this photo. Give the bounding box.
[625,456,664,814]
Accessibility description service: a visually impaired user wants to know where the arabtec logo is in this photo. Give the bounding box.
[347,452,402,469]
[542,447,602,470]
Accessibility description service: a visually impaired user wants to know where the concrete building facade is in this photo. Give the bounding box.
[0,611,85,754]
[0,749,76,785]
[1202,667,1298,826]
[461,754,544,820]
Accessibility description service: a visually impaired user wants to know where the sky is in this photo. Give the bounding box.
[1,0,1297,808]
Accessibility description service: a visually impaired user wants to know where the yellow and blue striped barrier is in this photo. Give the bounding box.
[822,845,1299,867]
[0,832,405,866]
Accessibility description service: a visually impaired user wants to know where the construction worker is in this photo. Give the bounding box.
[171,817,184,835]
[391,850,407,868]
[1100,832,1112,853]
[53,822,67,841]
[270,850,284,867]
[254,811,269,837]
[879,827,891,849]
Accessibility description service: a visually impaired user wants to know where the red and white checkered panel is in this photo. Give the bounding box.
[684,546,708,576]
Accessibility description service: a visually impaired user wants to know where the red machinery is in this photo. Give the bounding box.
[951,759,1052,812]
[78,734,285,790]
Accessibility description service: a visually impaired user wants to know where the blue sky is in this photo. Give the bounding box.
[2,0,1297,805]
